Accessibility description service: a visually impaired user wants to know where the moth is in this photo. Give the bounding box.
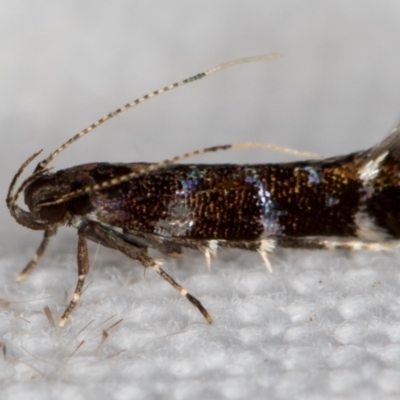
[7,54,400,326]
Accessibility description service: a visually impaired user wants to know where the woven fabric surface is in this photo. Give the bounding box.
[2,1,400,399]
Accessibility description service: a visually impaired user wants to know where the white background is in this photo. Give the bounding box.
[2,2,400,399]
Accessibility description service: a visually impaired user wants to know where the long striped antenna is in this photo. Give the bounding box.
[39,141,319,207]
[34,53,283,173]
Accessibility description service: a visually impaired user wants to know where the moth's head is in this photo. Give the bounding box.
[24,173,69,225]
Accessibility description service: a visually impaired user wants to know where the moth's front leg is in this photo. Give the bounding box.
[59,229,89,326]
[59,223,149,326]
[16,226,57,282]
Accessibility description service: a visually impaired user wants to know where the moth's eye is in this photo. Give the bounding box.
[24,175,69,224]
[38,203,67,224]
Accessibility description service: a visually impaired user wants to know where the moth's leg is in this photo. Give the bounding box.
[159,238,217,272]
[275,237,328,250]
[276,236,400,251]
[148,236,217,272]
[321,240,400,252]
[176,237,275,273]
[59,229,89,327]
[257,239,275,273]
[16,226,57,282]
[201,240,218,272]
[222,239,276,273]
[84,223,212,324]
[136,253,212,324]
[151,240,184,259]
[156,237,220,272]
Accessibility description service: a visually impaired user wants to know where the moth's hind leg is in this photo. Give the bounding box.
[59,229,89,327]
[321,239,400,252]
[16,226,57,282]
[219,238,276,273]
[275,236,400,251]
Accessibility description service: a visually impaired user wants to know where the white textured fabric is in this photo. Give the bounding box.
[2,1,400,399]
[2,248,400,399]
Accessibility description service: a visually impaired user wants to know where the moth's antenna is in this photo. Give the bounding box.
[7,150,42,209]
[7,150,48,230]
[39,141,319,206]
[35,54,282,172]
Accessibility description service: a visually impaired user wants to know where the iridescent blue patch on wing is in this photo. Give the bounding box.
[245,172,286,236]
[300,166,321,184]
[154,169,201,237]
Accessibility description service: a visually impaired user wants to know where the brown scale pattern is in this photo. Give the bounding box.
[59,151,366,242]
